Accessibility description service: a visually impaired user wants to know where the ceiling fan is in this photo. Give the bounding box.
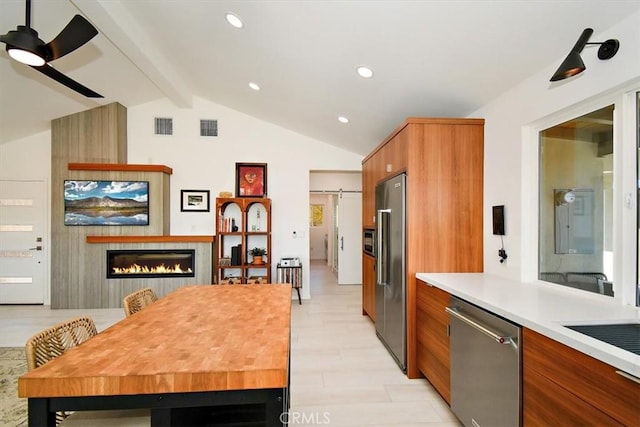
[0,0,103,98]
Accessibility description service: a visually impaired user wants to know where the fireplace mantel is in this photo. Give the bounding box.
[68,163,173,175]
[87,235,214,244]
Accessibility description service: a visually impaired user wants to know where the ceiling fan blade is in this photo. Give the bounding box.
[31,63,103,98]
[45,15,98,61]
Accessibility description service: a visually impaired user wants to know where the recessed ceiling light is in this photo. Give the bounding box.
[356,66,374,78]
[338,116,349,124]
[248,82,260,91]
[225,13,244,29]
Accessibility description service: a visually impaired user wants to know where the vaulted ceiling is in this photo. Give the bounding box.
[1,0,638,155]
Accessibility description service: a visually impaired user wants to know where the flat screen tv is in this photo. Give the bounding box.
[64,180,149,226]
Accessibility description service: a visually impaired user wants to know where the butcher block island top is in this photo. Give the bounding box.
[18,284,292,398]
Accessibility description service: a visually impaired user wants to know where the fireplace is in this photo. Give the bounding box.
[107,249,195,279]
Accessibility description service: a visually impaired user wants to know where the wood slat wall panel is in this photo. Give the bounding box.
[162,173,171,234]
[51,103,211,309]
[52,103,129,308]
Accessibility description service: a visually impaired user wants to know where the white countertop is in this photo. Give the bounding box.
[416,272,640,378]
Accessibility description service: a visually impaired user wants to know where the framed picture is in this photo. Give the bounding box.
[181,189,210,212]
[64,180,149,226]
[235,163,267,197]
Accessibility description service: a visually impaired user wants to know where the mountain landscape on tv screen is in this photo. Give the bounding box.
[64,180,149,225]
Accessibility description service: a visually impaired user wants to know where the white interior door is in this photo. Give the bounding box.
[0,180,47,304]
[337,192,362,285]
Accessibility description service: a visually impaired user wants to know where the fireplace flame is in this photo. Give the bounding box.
[112,263,193,275]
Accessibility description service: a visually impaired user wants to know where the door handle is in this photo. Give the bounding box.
[445,307,515,345]
[376,209,391,286]
[29,246,43,251]
[340,236,344,250]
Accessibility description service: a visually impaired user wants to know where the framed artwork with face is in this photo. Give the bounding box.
[235,163,267,197]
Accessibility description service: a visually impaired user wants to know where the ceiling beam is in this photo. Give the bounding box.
[71,0,192,108]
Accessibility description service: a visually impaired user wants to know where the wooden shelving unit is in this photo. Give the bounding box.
[215,197,271,284]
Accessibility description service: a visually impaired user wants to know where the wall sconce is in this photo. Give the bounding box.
[555,189,576,206]
[550,28,619,82]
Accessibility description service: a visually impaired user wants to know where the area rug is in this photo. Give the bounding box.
[0,347,27,427]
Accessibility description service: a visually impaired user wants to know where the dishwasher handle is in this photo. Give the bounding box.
[445,306,514,345]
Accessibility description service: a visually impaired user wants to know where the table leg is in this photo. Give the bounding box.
[265,388,287,426]
[151,407,172,427]
[28,398,56,427]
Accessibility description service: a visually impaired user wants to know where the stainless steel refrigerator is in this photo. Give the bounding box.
[375,173,406,372]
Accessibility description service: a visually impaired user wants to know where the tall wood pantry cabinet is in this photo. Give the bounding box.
[215,197,272,284]
[361,117,484,379]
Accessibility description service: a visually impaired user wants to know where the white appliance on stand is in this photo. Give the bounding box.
[277,257,302,305]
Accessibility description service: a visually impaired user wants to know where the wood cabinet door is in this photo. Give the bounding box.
[524,367,622,426]
[523,328,639,426]
[362,159,375,228]
[362,254,375,321]
[416,280,451,403]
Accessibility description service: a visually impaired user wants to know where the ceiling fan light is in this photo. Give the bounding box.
[7,47,45,66]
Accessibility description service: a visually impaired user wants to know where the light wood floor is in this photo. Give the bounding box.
[0,260,460,426]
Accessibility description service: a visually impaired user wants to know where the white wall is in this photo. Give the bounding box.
[0,130,51,180]
[309,171,362,192]
[474,11,640,285]
[126,96,363,300]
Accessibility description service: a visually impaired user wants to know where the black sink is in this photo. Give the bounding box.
[565,323,640,355]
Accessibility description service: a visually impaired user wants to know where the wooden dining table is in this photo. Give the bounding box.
[18,284,292,426]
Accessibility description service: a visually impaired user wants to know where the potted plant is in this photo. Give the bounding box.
[248,247,267,265]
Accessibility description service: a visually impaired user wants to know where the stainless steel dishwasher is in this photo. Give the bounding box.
[446,296,521,427]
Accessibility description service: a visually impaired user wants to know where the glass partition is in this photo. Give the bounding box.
[539,105,614,296]
[637,91,640,306]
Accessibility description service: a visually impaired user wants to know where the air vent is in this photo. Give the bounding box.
[154,117,173,135]
[200,119,218,137]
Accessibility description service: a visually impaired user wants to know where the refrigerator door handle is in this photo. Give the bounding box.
[340,236,344,250]
[377,209,391,286]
